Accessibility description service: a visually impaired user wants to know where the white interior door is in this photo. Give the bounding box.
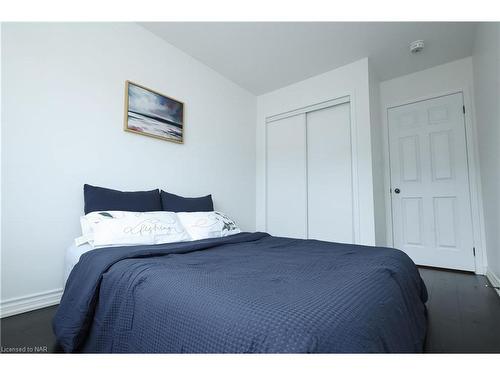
[307,102,353,243]
[266,114,307,238]
[388,93,475,271]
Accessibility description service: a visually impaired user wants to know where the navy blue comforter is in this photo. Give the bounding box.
[53,233,427,353]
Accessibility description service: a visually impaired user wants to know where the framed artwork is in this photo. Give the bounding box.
[124,81,184,143]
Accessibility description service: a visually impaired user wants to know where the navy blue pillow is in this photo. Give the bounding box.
[160,191,214,212]
[83,184,162,214]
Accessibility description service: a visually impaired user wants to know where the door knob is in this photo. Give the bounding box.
[394,188,401,194]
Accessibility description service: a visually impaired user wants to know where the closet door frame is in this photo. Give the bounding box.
[264,94,361,244]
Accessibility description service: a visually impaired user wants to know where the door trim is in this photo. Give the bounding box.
[382,89,487,274]
[266,96,350,123]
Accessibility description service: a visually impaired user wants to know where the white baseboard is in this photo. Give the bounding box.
[0,288,63,318]
[486,269,500,298]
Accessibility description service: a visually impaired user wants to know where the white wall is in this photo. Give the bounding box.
[473,23,500,284]
[380,57,487,274]
[1,23,256,310]
[368,62,386,246]
[256,58,376,246]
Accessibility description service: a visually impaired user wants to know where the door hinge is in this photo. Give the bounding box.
[473,247,476,256]
[463,105,466,114]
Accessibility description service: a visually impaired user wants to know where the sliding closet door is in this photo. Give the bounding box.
[266,114,307,238]
[306,102,353,243]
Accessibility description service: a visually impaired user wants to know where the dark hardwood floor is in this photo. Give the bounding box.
[1,304,60,353]
[420,267,500,353]
[1,267,499,353]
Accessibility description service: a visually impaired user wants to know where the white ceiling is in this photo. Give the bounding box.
[140,22,477,95]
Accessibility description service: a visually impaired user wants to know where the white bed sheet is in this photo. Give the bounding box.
[64,242,93,284]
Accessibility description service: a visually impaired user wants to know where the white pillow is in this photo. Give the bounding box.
[77,211,191,248]
[176,211,241,241]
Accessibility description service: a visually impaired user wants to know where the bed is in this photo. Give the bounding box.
[53,232,427,353]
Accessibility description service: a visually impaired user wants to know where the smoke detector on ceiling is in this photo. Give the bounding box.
[410,40,425,54]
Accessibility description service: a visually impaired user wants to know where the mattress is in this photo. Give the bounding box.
[64,242,93,284]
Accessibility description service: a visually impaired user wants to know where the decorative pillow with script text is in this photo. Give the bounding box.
[176,211,241,241]
[77,211,190,248]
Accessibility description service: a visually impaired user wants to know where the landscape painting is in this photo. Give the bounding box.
[124,81,184,143]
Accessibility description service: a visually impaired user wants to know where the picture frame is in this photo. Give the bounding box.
[124,80,184,144]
